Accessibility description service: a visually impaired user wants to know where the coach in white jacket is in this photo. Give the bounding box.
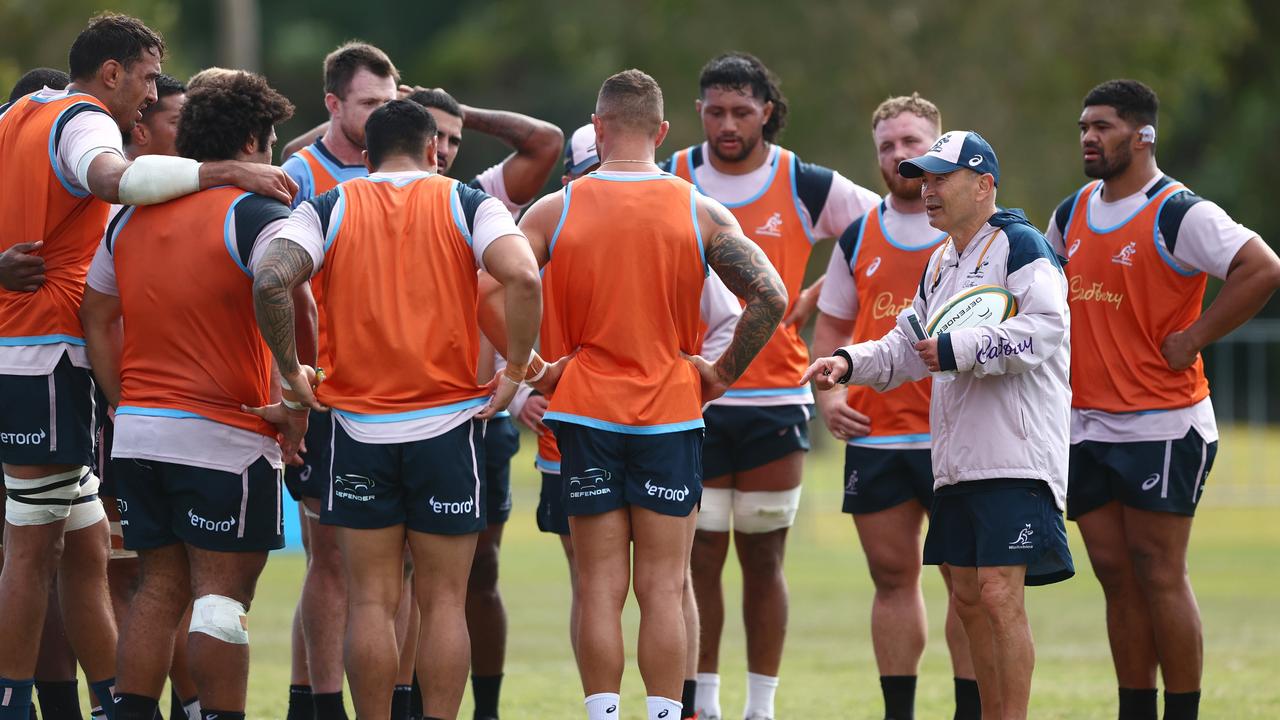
[804,131,1073,720]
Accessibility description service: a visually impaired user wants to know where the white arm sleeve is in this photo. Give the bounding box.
[85,239,118,296]
[116,155,202,206]
[473,163,525,218]
[814,172,880,239]
[471,197,525,270]
[816,241,858,320]
[698,273,742,363]
[1165,201,1257,280]
[60,110,125,193]
[264,202,326,276]
[247,218,292,272]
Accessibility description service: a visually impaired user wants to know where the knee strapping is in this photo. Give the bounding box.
[4,467,96,527]
[190,594,249,644]
[66,472,105,532]
[696,487,733,532]
[732,486,802,533]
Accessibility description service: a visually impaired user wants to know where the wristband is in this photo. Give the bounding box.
[281,397,307,411]
[525,355,548,383]
[833,349,856,385]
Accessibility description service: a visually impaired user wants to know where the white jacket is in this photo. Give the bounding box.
[835,210,1072,509]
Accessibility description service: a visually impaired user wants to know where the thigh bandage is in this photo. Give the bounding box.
[732,486,803,534]
[190,594,250,644]
[5,467,93,526]
[696,487,733,532]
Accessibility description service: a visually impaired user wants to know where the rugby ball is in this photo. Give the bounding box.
[925,284,1017,337]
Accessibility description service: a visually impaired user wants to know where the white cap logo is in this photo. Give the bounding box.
[968,155,983,167]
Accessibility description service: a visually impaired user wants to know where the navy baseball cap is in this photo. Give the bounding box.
[563,124,599,177]
[899,130,1000,186]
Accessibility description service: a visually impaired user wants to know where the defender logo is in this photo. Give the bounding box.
[1008,523,1034,549]
[1068,238,1081,258]
[845,470,859,495]
[334,474,375,502]
[1142,473,1161,491]
[755,212,784,237]
[188,509,236,533]
[568,468,613,499]
[644,480,689,502]
[0,429,47,446]
[429,496,475,515]
[1112,241,1137,266]
[865,256,882,277]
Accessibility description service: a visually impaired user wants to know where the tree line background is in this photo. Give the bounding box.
[3,0,1277,323]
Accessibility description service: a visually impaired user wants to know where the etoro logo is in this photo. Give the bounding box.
[644,479,689,502]
[0,428,47,446]
[429,496,475,515]
[188,509,236,533]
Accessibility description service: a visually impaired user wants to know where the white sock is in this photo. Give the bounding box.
[646,696,682,719]
[585,692,621,720]
[184,698,202,720]
[744,672,779,719]
[696,672,721,719]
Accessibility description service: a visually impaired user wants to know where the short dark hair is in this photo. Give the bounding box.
[141,74,185,120]
[698,52,789,142]
[68,13,165,82]
[176,71,294,162]
[406,88,462,119]
[596,69,664,135]
[323,42,399,98]
[1083,79,1159,128]
[365,99,438,168]
[8,68,70,103]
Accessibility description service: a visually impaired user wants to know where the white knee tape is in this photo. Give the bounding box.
[696,487,733,532]
[4,467,90,526]
[190,594,249,644]
[66,472,106,532]
[732,486,803,534]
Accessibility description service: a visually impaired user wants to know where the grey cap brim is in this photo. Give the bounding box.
[898,155,964,178]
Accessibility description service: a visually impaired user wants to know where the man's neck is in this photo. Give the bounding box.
[705,139,770,176]
[598,142,658,170]
[1099,156,1159,202]
[945,204,997,254]
[320,122,363,166]
[371,157,431,174]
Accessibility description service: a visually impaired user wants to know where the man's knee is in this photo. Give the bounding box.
[977,575,1025,620]
[468,540,500,596]
[867,555,922,594]
[5,467,102,530]
[1129,546,1188,594]
[634,569,684,610]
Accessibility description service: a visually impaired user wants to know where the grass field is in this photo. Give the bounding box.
[190,426,1280,718]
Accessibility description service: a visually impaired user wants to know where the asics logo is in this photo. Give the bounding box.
[968,155,983,167]
[1142,473,1161,491]
[606,705,617,714]
[866,256,882,277]
[658,710,670,718]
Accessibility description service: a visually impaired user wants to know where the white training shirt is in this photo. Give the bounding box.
[1044,172,1258,444]
[270,170,525,444]
[0,87,124,376]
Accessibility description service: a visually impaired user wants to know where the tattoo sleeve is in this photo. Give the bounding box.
[462,107,540,151]
[252,239,315,377]
[704,203,788,384]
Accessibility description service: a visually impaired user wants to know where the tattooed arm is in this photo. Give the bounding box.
[252,238,323,408]
[693,194,788,400]
[462,104,565,206]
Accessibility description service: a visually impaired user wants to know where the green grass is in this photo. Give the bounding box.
[228,426,1280,717]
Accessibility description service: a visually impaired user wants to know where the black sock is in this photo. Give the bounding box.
[681,679,698,718]
[28,704,37,720]
[115,693,161,720]
[202,712,243,720]
[1163,690,1200,720]
[35,679,81,720]
[411,674,424,716]
[287,684,314,720]
[391,685,412,720]
[312,691,348,720]
[880,675,916,720]
[1119,687,1158,720]
[953,677,981,720]
[471,674,502,719]
[169,687,184,720]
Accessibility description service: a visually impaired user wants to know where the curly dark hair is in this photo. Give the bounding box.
[1083,79,1158,128]
[68,13,165,81]
[176,71,294,161]
[698,52,789,142]
[406,88,462,118]
[8,68,69,103]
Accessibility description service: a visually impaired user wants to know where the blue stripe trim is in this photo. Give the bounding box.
[787,150,818,244]
[1085,180,1172,234]
[848,433,932,446]
[937,332,957,372]
[722,386,810,398]
[690,185,708,276]
[364,172,432,186]
[548,183,572,258]
[876,201,948,251]
[535,457,562,473]
[1059,183,1093,243]
[116,406,205,420]
[323,185,346,252]
[289,154,316,206]
[848,208,871,269]
[332,396,488,423]
[307,141,368,178]
[0,334,85,346]
[48,102,99,198]
[449,181,473,246]
[28,91,92,104]
[495,410,511,419]
[1152,189,1200,278]
[543,411,704,435]
[585,171,671,182]
[223,192,255,277]
[106,205,137,255]
[691,144,779,208]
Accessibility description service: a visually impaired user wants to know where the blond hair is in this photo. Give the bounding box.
[596,69,664,135]
[871,92,941,132]
[187,66,239,91]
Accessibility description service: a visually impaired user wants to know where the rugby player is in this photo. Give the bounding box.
[812,94,978,720]
[1047,79,1280,720]
[805,130,1075,720]
[519,69,785,720]
[0,13,294,718]
[253,98,541,720]
[80,69,300,720]
[659,52,879,720]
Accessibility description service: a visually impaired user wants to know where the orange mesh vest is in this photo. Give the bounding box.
[314,174,488,417]
[0,93,112,345]
[1063,179,1210,412]
[542,173,706,432]
[292,143,359,359]
[673,146,813,397]
[845,203,945,443]
[111,188,276,436]
[535,259,567,468]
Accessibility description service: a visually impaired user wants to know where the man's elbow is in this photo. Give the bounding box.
[530,123,565,161]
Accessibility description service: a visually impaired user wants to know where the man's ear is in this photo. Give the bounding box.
[100,60,123,90]
[363,149,373,173]
[425,136,439,171]
[129,122,150,149]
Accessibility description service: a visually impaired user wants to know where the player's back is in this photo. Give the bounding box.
[544,171,706,431]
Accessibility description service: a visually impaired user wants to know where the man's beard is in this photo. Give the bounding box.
[708,134,759,163]
[881,166,922,202]
[1084,143,1132,180]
